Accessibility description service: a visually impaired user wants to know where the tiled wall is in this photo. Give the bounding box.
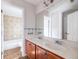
[24,28,43,36]
[4,15,23,41]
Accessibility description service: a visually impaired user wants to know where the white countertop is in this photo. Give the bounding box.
[26,36,78,59]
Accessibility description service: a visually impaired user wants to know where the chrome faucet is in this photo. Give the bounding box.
[55,40,63,45]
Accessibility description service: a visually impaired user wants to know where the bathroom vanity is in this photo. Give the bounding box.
[25,36,77,59]
[25,40,64,59]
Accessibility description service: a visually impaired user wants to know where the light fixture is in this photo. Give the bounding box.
[43,0,54,7]
[70,0,74,2]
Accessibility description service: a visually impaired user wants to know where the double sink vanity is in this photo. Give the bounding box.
[25,36,78,59]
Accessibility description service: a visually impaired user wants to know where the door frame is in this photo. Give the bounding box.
[1,10,4,59]
[62,8,78,39]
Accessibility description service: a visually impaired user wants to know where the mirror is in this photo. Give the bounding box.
[36,10,63,39]
[36,10,49,37]
[36,8,78,42]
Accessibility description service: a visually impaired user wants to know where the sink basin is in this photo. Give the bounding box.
[45,42,65,51]
[54,40,78,49]
[55,40,63,45]
[37,37,43,39]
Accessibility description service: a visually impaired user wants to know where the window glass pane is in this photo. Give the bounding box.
[44,16,51,37]
[44,16,49,37]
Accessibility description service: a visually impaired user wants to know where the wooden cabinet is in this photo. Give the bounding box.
[25,40,35,59]
[25,40,64,59]
[48,52,64,59]
[36,46,47,59]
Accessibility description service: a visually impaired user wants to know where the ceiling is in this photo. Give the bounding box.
[24,0,41,5]
[24,0,63,6]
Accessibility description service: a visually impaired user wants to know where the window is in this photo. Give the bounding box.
[44,16,51,37]
[44,12,62,39]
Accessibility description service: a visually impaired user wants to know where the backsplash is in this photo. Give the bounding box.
[24,28,43,36]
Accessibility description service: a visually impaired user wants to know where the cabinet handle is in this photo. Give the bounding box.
[29,44,31,45]
[45,52,47,55]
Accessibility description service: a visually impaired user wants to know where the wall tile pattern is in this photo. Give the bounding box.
[4,15,23,41]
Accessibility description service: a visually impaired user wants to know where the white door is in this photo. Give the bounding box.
[67,11,78,41]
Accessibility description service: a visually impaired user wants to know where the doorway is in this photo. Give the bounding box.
[62,9,78,42]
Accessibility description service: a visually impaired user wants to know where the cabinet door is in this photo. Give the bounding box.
[48,52,64,59]
[36,46,47,59]
[26,40,35,59]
